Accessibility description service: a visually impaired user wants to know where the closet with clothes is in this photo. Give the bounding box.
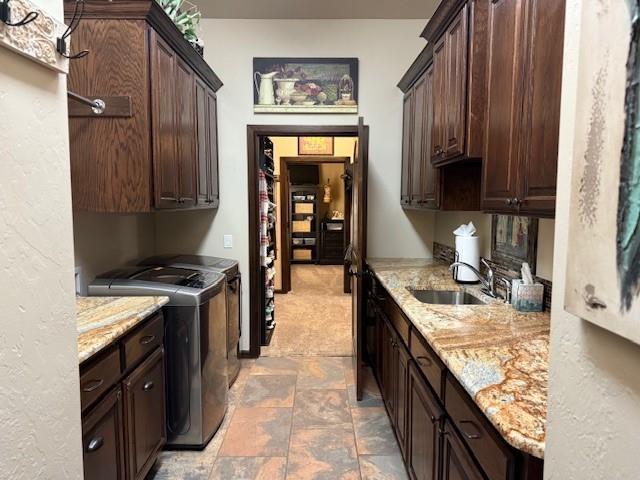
[259,137,277,345]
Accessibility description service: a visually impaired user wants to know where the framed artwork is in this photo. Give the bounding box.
[253,57,358,114]
[564,0,640,345]
[298,137,334,156]
[491,215,538,273]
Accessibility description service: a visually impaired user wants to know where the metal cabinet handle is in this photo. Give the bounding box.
[505,198,513,206]
[459,420,482,440]
[143,380,155,391]
[416,356,432,367]
[82,378,104,393]
[139,334,155,345]
[86,436,104,453]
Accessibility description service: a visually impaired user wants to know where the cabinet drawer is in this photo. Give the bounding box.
[122,313,164,371]
[445,375,515,480]
[409,330,445,401]
[80,347,121,412]
[383,297,410,346]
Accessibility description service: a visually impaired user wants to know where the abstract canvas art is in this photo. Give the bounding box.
[565,0,640,345]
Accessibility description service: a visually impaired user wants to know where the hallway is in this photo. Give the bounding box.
[262,265,352,357]
[149,357,407,479]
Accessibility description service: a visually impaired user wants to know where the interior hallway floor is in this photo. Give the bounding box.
[262,264,352,357]
[149,357,408,480]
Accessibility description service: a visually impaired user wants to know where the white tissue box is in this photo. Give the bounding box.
[511,279,544,312]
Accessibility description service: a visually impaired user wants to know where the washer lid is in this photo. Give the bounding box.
[130,266,223,289]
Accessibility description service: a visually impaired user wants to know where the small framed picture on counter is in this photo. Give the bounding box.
[491,215,538,273]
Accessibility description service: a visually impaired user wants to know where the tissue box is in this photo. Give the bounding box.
[511,279,544,312]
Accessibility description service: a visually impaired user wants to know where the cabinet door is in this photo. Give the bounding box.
[444,4,469,160]
[206,89,220,206]
[409,74,426,206]
[481,0,526,212]
[175,58,197,207]
[407,363,443,480]
[123,348,166,480]
[381,318,397,421]
[441,419,485,480]
[395,341,411,459]
[431,37,447,163]
[150,32,179,208]
[401,91,413,206]
[517,0,564,216]
[195,78,209,205]
[421,65,440,209]
[82,387,126,480]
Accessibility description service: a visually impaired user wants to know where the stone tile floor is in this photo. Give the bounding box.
[147,357,409,480]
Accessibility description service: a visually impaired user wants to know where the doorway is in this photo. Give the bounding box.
[246,124,367,365]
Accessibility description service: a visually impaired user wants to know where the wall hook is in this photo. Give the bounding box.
[56,0,88,59]
[0,0,39,27]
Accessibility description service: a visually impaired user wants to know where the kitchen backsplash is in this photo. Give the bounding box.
[433,241,553,311]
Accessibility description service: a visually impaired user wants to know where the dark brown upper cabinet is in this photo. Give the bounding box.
[482,0,565,217]
[66,1,222,213]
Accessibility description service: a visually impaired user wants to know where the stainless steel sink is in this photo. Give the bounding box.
[409,289,486,305]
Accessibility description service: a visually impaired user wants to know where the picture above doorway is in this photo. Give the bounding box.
[253,57,359,113]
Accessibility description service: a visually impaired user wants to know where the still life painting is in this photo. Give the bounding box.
[253,57,358,113]
[564,0,640,345]
[491,215,538,273]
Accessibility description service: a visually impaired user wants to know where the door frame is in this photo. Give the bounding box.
[246,125,360,358]
[279,155,351,294]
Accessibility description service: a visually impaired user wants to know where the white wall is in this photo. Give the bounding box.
[433,212,555,280]
[73,212,156,293]
[544,0,640,477]
[154,19,435,350]
[0,0,83,477]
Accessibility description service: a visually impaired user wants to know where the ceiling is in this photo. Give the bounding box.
[196,0,440,19]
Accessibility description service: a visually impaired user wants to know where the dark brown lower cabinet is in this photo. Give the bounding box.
[441,419,486,480]
[381,316,397,420]
[395,340,411,459]
[82,387,127,480]
[123,347,167,480]
[407,362,443,480]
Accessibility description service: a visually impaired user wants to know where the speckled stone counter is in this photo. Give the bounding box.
[76,296,169,363]
[367,258,550,459]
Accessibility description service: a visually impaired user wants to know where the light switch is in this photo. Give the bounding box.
[223,234,233,249]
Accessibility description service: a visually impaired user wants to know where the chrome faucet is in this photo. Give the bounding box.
[449,259,498,298]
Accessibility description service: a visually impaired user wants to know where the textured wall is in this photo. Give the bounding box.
[154,19,436,350]
[0,0,83,477]
[544,0,640,477]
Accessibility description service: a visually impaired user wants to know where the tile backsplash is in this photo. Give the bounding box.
[433,241,553,311]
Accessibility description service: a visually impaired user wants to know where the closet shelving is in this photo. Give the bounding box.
[260,137,276,346]
[289,185,320,264]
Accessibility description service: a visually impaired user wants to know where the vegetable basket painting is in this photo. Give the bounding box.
[565,0,640,345]
[253,57,358,113]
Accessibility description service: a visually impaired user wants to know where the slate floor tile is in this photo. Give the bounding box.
[293,389,352,429]
[218,407,293,457]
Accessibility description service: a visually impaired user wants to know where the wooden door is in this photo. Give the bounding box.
[395,341,411,459]
[441,419,485,480]
[517,0,565,216]
[407,363,443,480]
[123,348,166,480]
[444,4,469,159]
[421,64,440,209]
[401,92,413,206]
[175,57,197,207]
[431,37,447,163]
[481,0,526,212]
[82,387,126,480]
[195,78,209,205]
[381,317,397,420]
[410,74,426,206]
[150,31,179,208]
[206,89,220,206]
[351,117,369,401]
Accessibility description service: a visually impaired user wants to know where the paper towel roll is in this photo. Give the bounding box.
[454,235,480,282]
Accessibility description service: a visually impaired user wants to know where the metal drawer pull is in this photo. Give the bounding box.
[143,380,155,391]
[82,378,104,392]
[86,436,104,453]
[416,356,432,367]
[459,420,482,440]
[139,334,156,345]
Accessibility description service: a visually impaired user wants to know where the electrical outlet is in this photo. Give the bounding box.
[223,234,233,249]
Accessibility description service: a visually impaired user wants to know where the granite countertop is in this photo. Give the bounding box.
[76,296,169,364]
[367,258,550,459]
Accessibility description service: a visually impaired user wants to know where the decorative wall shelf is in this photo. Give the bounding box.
[0,0,69,73]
